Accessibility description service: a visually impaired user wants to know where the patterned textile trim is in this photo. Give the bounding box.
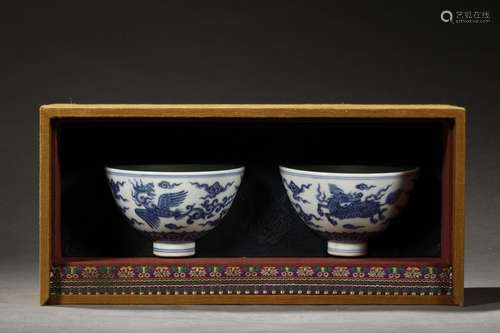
[50,265,452,296]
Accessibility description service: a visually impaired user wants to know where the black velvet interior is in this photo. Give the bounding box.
[58,118,445,257]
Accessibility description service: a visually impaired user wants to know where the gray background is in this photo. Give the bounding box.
[1,1,500,332]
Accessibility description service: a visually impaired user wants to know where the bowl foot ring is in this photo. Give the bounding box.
[153,241,195,257]
[327,240,367,257]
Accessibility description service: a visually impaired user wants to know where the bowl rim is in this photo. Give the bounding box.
[106,164,245,176]
[279,165,419,178]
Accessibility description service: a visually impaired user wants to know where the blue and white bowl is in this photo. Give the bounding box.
[280,165,419,257]
[106,165,245,257]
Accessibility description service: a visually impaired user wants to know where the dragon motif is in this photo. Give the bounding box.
[316,183,402,225]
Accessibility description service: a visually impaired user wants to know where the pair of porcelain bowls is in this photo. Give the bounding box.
[106,165,418,257]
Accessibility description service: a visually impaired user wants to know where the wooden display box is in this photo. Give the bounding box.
[39,104,465,305]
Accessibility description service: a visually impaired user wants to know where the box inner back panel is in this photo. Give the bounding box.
[58,119,444,258]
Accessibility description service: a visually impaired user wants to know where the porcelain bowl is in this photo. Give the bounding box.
[106,164,245,257]
[280,165,418,257]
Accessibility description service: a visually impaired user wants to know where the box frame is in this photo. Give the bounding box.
[39,104,465,305]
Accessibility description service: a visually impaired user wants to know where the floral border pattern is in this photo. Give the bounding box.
[50,264,452,296]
